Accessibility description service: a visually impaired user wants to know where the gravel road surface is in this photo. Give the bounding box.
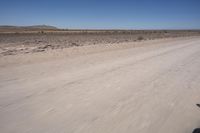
[0,37,200,133]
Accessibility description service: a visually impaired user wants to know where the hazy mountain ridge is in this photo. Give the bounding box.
[0,25,58,29]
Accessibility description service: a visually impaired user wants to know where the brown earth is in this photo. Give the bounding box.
[0,30,200,56]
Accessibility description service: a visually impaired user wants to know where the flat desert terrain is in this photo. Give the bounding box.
[0,30,200,56]
[0,33,200,133]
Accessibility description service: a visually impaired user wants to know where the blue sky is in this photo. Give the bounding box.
[0,0,200,29]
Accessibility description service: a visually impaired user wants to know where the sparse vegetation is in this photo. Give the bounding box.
[0,29,200,56]
[137,36,144,41]
[71,42,80,47]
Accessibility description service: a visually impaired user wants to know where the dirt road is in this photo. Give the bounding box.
[0,37,200,133]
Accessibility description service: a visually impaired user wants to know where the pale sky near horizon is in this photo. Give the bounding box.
[0,0,200,29]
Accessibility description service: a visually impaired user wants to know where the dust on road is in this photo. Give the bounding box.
[0,37,200,133]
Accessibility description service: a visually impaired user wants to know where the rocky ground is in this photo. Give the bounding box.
[0,30,200,56]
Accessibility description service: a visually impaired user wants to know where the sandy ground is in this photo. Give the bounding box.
[0,37,200,133]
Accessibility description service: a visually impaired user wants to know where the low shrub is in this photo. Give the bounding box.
[137,36,144,41]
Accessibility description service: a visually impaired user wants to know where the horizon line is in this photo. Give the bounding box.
[0,24,200,31]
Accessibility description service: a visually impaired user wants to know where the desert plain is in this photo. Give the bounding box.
[0,29,200,133]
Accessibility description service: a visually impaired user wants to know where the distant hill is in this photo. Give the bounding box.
[0,25,58,30]
[26,25,58,29]
[0,25,58,33]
